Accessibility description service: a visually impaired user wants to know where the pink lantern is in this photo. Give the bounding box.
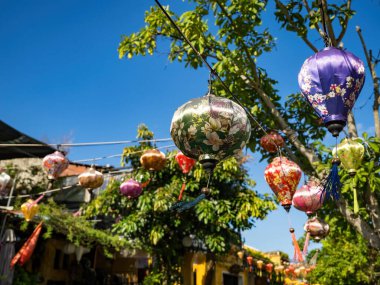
[264,157,302,211]
[304,216,330,241]
[292,180,324,215]
[120,179,143,198]
[42,151,69,180]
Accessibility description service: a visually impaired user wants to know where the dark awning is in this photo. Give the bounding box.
[0,120,55,160]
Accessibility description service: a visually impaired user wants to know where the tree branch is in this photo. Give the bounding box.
[321,0,337,46]
[336,0,352,44]
[356,26,380,138]
[364,183,380,239]
[302,0,325,39]
[347,111,358,137]
[276,0,318,52]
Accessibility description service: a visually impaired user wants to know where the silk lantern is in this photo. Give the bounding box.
[21,199,39,222]
[140,149,166,171]
[256,260,263,276]
[292,180,324,215]
[42,151,69,180]
[120,179,143,198]
[298,47,365,137]
[275,265,284,282]
[265,263,274,279]
[334,138,365,213]
[304,216,329,241]
[175,152,196,200]
[170,93,251,172]
[78,166,104,189]
[246,256,254,272]
[0,172,11,196]
[264,157,302,211]
[260,131,284,153]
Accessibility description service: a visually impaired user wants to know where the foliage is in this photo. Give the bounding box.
[13,266,40,285]
[85,125,276,283]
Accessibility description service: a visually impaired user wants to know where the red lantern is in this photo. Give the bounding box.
[140,149,166,171]
[264,157,302,211]
[175,152,196,201]
[120,179,143,198]
[260,131,284,153]
[292,180,324,215]
[265,263,274,279]
[78,166,104,189]
[246,256,253,272]
[42,151,69,180]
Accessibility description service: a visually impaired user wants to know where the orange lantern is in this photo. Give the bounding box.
[260,131,284,153]
[21,199,39,221]
[246,256,253,272]
[140,149,166,171]
[265,263,274,279]
[78,166,104,189]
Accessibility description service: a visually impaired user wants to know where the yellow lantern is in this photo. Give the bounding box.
[256,260,263,276]
[334,138,365,176]
[140,149,166,171]
[21,199,39,221]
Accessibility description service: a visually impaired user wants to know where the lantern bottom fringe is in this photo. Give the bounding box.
[290,231,303,263]
[303,231,310,256]
[322,161,341,201]
[178,182,186,201]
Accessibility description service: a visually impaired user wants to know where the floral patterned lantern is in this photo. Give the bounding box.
[260,131,284,153]
[334,138,365,176]
[0,172,12,196]
[21,199,39,222]
[78,166,104,189]
[170,93,251,172]
[264,157,302,211]
[304,216,330,241]
[140,149,166,171]
[42,151,69,180]
[298,47,365,137]
[120,179,143,198]
[292,179,324,216]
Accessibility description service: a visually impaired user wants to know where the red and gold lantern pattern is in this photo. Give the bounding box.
[266,263,274,279]
[140,149,166,171]
[260,131,284,153]
[120,179,143,198]
[42,151,69,180]
[78,167,104,189]
[264,157,302,211]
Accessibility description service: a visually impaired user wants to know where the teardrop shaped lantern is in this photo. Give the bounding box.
[140,149,166,171]
[78,166,104,189]
[334,138,365,176]
[298,47,365,137]
[292,180,324,215]
[0,172,12,196]
[246,256,254,272]
[256,260,263,276]
[21,199,39,222]
[42,151,69,180]
[260,131,284,153]
[304,216,330,241]
[170,93,251,172]
[264,157,302,211]
[266,263,274,279]
[120,179,143,198]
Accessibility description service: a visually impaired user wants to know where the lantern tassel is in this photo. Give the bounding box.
[322,159,341,201]
[309,249,319,266]
[178,182,186,201]
[176,194,206,213]
[303,231,310,256]
[290,228,303,262]
[352,179,359,214]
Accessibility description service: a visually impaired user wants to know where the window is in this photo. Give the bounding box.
[223,273,243,285]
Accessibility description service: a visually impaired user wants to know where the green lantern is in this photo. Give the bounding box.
[333,138,365,213]
[170,93,251,172]
[334,138,365,176]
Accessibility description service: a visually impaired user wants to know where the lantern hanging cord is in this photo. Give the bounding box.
[154,0,270,138]
[318,0,332,47]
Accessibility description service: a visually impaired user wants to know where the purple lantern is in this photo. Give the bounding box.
[120,179,143,198]
[298,47,365,136]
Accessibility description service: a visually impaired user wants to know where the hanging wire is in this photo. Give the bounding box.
[318,0,332,47]
[0,138,173,148]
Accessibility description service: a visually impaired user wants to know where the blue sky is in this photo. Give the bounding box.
[1,0,379,256]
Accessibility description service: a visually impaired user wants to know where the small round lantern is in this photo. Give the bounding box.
[265,263,274,279]
[78,166,104,189]
[275,265,284,281]
[298,47,365,137]
[42,151,69,180]
[304,216,330,241]
[21,199,39,221]
[140,149,166,171]
[292,179,324,215]
[264,157,302,211]
[260,131,284,153]
[170,93,251,172]
[0,172,12,196]
[246,256,254,272]
[237,250,244,260]
[120,179,143,198]
[256,259,263,276]
[334,138,365,176]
